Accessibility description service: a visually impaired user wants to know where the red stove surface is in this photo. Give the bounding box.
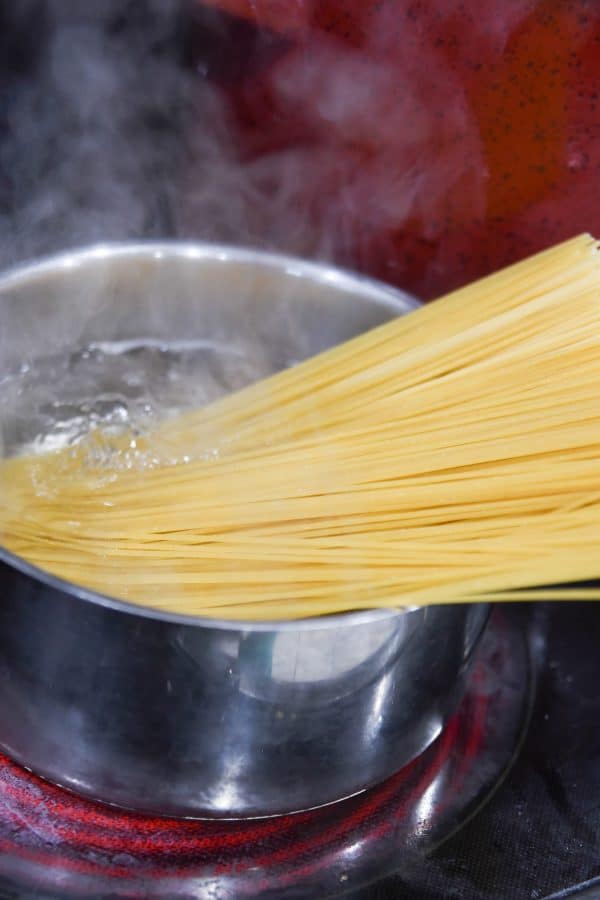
[0,610,530,899]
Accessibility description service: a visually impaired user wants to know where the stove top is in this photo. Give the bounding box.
[0,4,600,898]
[0,609,529,899]
[0,605,598,900]
[381,603,600,900]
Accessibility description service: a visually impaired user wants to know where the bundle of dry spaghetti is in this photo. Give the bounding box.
[2,234,600,619]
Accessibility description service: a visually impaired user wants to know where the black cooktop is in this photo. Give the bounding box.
[369,603,600,900]
[0,4,599,898]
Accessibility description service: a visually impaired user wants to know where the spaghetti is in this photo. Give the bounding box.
[2,234,600,619]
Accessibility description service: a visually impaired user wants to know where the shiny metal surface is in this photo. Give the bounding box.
[0,609,526,899]
[0,243,489,818]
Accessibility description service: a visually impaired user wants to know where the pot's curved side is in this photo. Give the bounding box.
[0,244,488,817]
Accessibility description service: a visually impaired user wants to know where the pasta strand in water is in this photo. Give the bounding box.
[2,234,600,618]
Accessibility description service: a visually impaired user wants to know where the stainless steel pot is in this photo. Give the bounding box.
[0,244,489,818]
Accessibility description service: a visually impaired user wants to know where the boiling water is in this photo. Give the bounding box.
[0,337,274,467]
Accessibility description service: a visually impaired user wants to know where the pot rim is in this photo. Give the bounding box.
[0,240,421,633]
